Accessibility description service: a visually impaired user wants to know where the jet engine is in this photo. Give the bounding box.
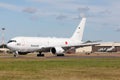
[51,47,65,56]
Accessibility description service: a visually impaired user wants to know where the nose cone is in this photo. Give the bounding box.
[7,43,14,50]
[7,43,11,49]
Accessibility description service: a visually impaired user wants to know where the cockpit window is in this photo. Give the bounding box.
[7,40,17,43]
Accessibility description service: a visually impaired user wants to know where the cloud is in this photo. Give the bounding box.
[1,0,120,29]
[28,0,52,3]
[56,14,68,20]
[78,6,90,13]
[30,16,39,21]
[22,7,37,14]
[99,9,111,14]
[97,9,112,17]
[116,28,120,32]
[26,0,97,20]
[0,2,22,11]
[0,2,38,14]
[72,16,81,20]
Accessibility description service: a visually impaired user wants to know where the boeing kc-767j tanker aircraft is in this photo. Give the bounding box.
[7,18,98,57]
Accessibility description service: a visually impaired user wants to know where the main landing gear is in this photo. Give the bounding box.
[37,52,44,57]
[56,54,64,56]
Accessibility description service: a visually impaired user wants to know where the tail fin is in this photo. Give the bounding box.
[71,17,86,41]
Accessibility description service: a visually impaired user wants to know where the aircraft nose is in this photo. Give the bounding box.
[6,43,11,49]
[7,43,14,49]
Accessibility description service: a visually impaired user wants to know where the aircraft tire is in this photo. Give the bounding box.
[37,54,44,57]
[14,54,17,57]
[57,54,64,56]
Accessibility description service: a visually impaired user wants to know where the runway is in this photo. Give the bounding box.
[0,53,120,59]
[46,55,120,59]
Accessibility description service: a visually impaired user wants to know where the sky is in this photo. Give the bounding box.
[0,0,120,43]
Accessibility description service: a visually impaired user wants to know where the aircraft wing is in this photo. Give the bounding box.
[75,42,100,48]
[62,42,100,51]
[35,42,100,53]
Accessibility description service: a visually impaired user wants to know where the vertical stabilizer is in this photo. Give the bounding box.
[71,18,86,41]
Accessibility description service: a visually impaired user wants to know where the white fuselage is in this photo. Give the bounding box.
[7,37,82,52]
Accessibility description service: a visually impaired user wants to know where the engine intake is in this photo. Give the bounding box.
[51,47,64,56]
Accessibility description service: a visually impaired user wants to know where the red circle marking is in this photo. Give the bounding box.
[65,41,68,45]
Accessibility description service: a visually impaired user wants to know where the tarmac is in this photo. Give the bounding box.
[0,52,120,59]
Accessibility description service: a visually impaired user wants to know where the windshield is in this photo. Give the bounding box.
[7,40,17,43]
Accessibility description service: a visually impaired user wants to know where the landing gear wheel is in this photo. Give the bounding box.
[14,54,17,57]
[57,54,64,56]
[37,53,44,57]
[13,51,18,57]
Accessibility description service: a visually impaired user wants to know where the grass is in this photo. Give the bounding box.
[0,56,120,80]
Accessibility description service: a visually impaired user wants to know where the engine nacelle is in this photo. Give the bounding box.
[51,47,64,55]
